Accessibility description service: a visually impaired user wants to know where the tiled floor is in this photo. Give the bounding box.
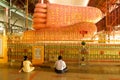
[0,63,120,80]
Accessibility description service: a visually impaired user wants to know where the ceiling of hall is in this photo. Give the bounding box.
[6,0,120,32]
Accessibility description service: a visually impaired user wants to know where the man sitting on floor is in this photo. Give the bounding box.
[54,55,68,73]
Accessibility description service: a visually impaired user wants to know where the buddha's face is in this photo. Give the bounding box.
[49,0,89,6]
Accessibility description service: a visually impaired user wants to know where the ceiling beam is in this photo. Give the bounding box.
[0,0,32,21]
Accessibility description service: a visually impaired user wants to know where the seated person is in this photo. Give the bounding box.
[19,56,35,73]
[54,55,68,73]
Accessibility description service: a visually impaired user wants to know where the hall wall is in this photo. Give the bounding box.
[7,42,120,65]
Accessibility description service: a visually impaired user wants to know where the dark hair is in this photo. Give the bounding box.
[81,41,86,45]
[24,56,28,60]
[58,55,62,60]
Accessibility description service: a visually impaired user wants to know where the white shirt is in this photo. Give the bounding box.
[22,60,35,72]
[54,60,66,70]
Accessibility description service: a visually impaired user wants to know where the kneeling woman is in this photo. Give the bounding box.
[19,56,35,72]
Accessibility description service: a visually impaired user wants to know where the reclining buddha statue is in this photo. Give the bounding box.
[23,0,102,42]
